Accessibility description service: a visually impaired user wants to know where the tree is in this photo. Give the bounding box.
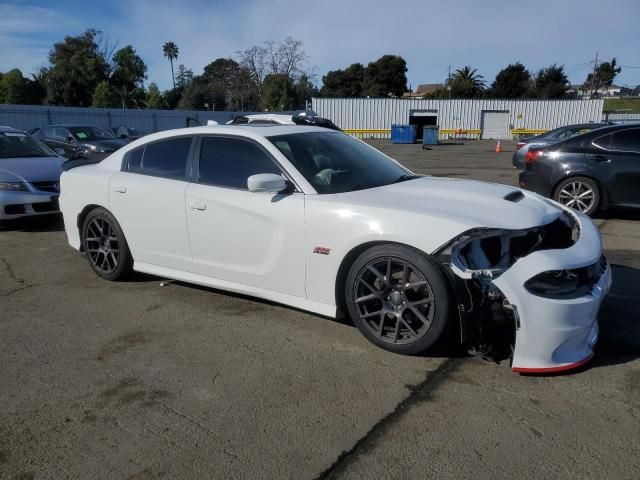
[320,63,365,97]
[175,64,193,89]
[162,41,179,89]
[261,74,296,110]
[237,37,309,102]
[583,58,621,96]
[293,74,319,109]
[362,55,407,97]
[0,69,44,104]
[489,63,532,98]
[448,66,485,98]
[92,80,119,107]
[110,46,147,108]
[265,37,307,79]
[45,29,110,106]
[146,82,166,109]
[535,64,569,99]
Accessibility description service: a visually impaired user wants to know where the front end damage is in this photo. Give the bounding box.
[437,208,612,373]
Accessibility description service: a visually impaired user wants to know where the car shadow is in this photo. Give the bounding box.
[589,263,640,369]
[593,208,640,221]
[0,214,65,232]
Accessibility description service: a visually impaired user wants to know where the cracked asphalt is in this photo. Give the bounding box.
[1,140,639,479]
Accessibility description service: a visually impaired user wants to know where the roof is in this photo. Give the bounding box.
[197,124,336,137]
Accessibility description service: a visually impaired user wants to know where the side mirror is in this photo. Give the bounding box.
[66,136,75,143]
[119,133,128,139]
[247,173,288,193]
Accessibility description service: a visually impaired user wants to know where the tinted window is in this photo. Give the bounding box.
[592,134,612,150]
[198,137,281,189]
[43,126,55,137]
[126,147,144,172]
[141,137,192,180]
[611,128,640,153]
[54,127,70,139]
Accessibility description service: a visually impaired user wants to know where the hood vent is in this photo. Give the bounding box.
[504,191,525,202]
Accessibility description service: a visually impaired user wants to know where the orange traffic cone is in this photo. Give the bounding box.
[495,141,503,153]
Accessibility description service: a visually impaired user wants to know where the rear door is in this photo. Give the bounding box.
[590,128,640,206]
[185,135,306,297]
[109,135,195,271]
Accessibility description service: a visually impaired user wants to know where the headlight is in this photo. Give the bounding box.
[0,182,29,191]
[525,257,605,298]
[80,144,106,153]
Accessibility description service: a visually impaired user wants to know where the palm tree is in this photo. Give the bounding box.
[162,41,179,89]
[449,66,485,98]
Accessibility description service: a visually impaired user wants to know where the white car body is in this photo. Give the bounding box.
[59,125,611,373]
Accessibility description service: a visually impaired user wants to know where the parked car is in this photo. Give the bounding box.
[512,123,611,169]
[59,125,610,373]
[32,125,128,161]
[0,126,64,220]
[519,123,640,216]
[111,125,144,142]
[228,112,342,131]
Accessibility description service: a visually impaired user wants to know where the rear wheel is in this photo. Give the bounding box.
[82,208,132,281]
[553,176,600,216]
[345,244,451,355]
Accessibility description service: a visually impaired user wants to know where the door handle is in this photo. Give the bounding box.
[190,202,207,211]
[589,154,610,163]
[113,185,127,193]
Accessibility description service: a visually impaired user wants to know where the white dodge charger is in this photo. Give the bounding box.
[59,125,611,373]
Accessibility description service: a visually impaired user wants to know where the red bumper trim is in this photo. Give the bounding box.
[512,352,594,374]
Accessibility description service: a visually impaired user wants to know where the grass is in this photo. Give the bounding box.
[603,97,640,113]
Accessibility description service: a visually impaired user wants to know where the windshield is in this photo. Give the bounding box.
[69,126,115,141]
[268,132,412,193]
[0,132,56,159]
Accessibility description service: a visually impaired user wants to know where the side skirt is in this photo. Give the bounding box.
[133,261,338,318]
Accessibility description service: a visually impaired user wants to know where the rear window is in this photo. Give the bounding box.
[611,128,640,153]
[139,137,192,180]
[126,147,144,172]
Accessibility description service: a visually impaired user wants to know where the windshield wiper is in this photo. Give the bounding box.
[393,174,421,184]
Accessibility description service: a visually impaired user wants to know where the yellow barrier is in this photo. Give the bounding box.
[511,128,548,140]
[343,129,391,139]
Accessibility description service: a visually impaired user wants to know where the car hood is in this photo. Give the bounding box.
[0,156,64,183]
[332,176,563,230]
[81,139,127,150]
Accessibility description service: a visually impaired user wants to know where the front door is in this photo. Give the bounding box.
[185,136,306,297]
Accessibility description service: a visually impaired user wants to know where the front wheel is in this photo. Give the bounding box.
[345,244,451,355]
[82,208,132,281]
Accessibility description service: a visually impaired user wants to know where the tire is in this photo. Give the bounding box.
[345,244,451,355]
[81,207,132,281]
[553,176,600,216]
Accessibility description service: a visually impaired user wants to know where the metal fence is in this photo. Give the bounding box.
[0,104,307,133]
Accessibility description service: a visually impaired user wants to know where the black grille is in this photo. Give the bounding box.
[32,181,60,193]
[4,204,26,215]
[32,198,59,213]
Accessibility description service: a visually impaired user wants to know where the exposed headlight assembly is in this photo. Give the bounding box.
[0,182,29,191]
[525,257,606,299]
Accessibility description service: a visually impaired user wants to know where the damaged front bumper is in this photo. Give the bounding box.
[448,208,611,373]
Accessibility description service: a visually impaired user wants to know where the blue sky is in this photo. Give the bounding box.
[1,0,639,91]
